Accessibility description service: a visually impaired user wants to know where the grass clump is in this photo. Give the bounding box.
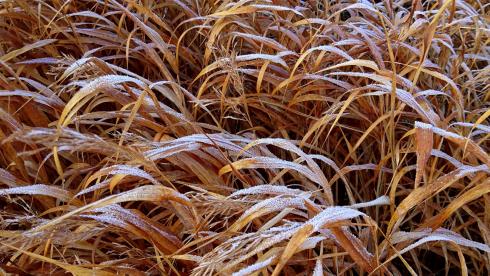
[0,0,489,275]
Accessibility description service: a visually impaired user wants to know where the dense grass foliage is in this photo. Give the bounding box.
[0,0,489,275]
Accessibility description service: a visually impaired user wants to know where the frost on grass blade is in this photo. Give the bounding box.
[145,133,254,161]
[29,185,191,233]
[231,196,306,231]
[145,142,201,160]
[84,165,163,192]
[313,259,323,276]
[305,207,365,232]
[75,179,110,197]
[0,184,74,202]
[415,121,490,167]
[391,228,490,257]
[396,91,438,124]
[228,184,307,198]
[83,205,182,253]
[223,227,300,271]
[220,157,322,185]
[390,228,432,244]
[230,32,289,52]
[60,75,146,126]
[431,149,464,168]
[299,236,327,251]
[0,169,22,187]
[415,121,434,130]
[235,52,293,68]
[451,122,490,134]
[348,196,390,209]
[231,256,274,276]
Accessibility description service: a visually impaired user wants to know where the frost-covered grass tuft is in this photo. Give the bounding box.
[0,0,489,275]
